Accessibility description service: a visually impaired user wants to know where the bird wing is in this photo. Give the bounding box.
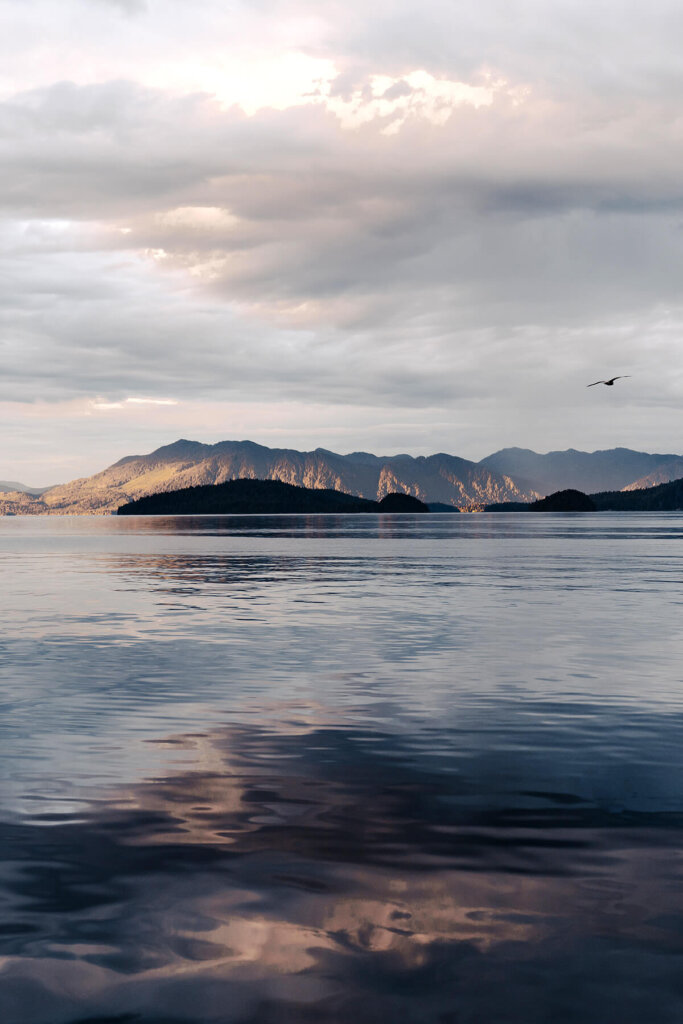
[586,380,605,387]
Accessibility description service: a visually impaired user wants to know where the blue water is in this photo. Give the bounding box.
[1,513,683,1023]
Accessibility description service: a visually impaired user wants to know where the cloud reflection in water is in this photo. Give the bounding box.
[2,514,683,1022]
[2,715,683,1024]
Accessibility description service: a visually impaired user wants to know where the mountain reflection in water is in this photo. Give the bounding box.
[1,514,683,1023]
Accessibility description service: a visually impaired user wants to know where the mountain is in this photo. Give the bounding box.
[6,440,682,516]
[479,447,683,495]
[117,479,430,515]
[622,457,683,490]
[0,481,50,495]
[0,439,534,515]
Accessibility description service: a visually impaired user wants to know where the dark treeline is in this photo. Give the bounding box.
[591,476,683,511]
[118,478,430,515]
[531,489,596,511]
[117,474,683,516]
[485,476,683,512]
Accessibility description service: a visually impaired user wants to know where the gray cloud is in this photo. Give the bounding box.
[295,0,683,94]
[99,0,147,12]
[1,1,683,477]
[4,78,683,325]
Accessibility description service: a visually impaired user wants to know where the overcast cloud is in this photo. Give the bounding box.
[1,0,682,481]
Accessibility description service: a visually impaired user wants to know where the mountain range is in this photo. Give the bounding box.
[1,440,682,515]
[480,447,683,494]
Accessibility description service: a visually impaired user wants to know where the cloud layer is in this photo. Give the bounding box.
[2,0,682,479]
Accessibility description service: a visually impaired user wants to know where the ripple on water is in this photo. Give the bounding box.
[0,513,683,1022]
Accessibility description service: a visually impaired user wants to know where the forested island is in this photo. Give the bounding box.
[485,476,683,512]
[117,478,430,515]
[591,477,683,510]
[530,489,596,511]
[115,472,683,516]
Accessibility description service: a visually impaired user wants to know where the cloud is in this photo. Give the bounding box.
[3,73,683,329]
[1,0,683,477]
[98,0,147,13]
[90,396,178,409]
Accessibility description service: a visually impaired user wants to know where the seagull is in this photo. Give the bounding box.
[586,376,631,387]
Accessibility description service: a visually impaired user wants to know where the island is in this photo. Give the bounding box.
[530,489,597,511]
[117,478,430,515]
[485,476,683,512]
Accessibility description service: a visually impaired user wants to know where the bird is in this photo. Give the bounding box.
[586,376,630,387]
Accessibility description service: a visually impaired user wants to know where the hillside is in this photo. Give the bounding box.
[592,477,683,511]
[117,479,430,515]
[622,457,683,490]
[0,490,45,514]
[0,439,533,515]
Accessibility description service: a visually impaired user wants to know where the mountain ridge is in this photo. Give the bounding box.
[0,480,51,496]
[0,439,534,515]
[480,446,683,495]
[2,440,683,515]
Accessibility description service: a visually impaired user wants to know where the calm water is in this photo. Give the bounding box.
[2,512,683,1023]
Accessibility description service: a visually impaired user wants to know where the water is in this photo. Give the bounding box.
[1,512,683,1023]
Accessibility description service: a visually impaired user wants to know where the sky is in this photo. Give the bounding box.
[1,0,682,483]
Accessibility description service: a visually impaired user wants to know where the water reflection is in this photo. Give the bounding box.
[1,515,683,1022]
[5,511,683,542]
[2,715,683,1024]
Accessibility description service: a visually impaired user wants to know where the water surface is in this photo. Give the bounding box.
[1,513,683,1023]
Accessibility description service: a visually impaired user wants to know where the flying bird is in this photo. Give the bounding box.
[586,376,631,387]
